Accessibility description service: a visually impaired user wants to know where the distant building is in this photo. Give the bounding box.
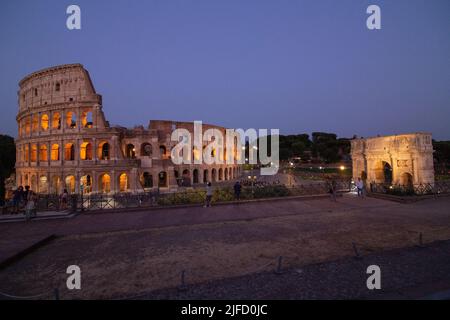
[15,64,241,194]
[351,133,435,186]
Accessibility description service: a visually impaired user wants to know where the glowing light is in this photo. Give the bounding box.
[340,165,345,171]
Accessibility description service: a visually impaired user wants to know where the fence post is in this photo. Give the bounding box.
[352,242,362,259]
[275,256,283,275]
[54,288,60,300]
[178,270,188,292]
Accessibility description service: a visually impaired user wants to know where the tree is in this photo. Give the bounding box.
[0,134,16,200]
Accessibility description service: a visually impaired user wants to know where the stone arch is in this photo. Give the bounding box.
[51,176,61,194]
[41,114,49,131]
[212,168,217,182]
[39,144,48,161]
[80,174,92,194]
[400,172,413,188]
[218,168,223,181]
[182,169,191,186]
[118,173,129,192]
[39,175,48,194]
[193,169,199,184]
[159,145,167,158]
[80,142,93,160]
[32,115,39,132]
[64,143,75,161]
[52,112,61,129]
[81,110,93,128]
[65,175,76,193]
[224,168,228,180]
[51,144,60,161]
[158,171,168,188]
[141,172,153,189]
[31,144,37,162]
[126,144,136,159]
[99,173,111,193]
[203,169,209,183]
[66,111,77,129]
[98,141,110,160]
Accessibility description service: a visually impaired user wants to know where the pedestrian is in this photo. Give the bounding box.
[356,178,365,198]
[25,191,37,220]
[204,182,213,207]
[329,179,337,202]
[60,188,69,210]
[12,186,24,214]
[233,181,242,201]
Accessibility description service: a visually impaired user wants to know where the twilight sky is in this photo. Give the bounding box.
[1,0,449,139]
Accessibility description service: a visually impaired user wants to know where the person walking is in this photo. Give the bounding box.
[204,182,213,207]
[60,188,69,210]
[233,181,242,201]
[329,179,337,202]
[356,178,365,198]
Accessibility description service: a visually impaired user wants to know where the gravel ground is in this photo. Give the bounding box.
[0,195,449,299]
[132,239,450,300]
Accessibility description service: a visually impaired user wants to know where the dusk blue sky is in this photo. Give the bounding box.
[1,0,449,139]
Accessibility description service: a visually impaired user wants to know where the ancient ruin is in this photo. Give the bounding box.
[15,64,241,194]
[351,133,435,187]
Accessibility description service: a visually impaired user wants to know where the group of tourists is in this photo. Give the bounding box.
[11,185,37,220]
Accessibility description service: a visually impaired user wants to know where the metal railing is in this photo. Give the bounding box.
[368,180,450,196]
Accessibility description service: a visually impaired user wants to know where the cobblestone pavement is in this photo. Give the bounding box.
[0,194,449,299]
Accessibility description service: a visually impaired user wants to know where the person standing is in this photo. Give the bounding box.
[356,178,365,198]
[233,181,242,201]
[60,188,69,210]
[25,191,37,220]
[204,182,213,207]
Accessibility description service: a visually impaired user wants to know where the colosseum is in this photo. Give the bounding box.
[15,64,242,194]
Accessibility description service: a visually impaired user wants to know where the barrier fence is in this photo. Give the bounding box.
[369,180,450,196]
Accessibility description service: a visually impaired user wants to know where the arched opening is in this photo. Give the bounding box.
[81,111,93,128]
[32,115,39,132]
[30,144,37,162]
[55,82,60,92]
[51,144,60,161]
[383,161,393,185]
[174,170,181,186]
[159,145,167,159]
[51,176,61,194]
[31,175,37,192]
[80,142,93,160]
[126,144,136,159]
[80,175,92,194]
[52,113,61,129]
[224,168,228,180]
[193,169,199,184]
[400,172,414,189]
[203,169,209,183]
[158,171,168,188]
[100,174,111,193]
[66,111,76,129]
[41,114,49,131]
[65,143,75,161]
[182,169,191,187]
[24,118,31,135]
[141,143,152,156]
[218,168,223,181]
[39,175,48,194]
[98,142,110,160]
[141,172,153,189]
[118,173,129,192]
[211,169,217,182]
[39,144,48,161]
[65,175,76,193]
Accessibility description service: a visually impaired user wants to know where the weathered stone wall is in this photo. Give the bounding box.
[15,64,241,194]
[351,133,434,186]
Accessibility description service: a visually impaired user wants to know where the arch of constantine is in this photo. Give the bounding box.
[15,64,241,194]
[351,133,435,187]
